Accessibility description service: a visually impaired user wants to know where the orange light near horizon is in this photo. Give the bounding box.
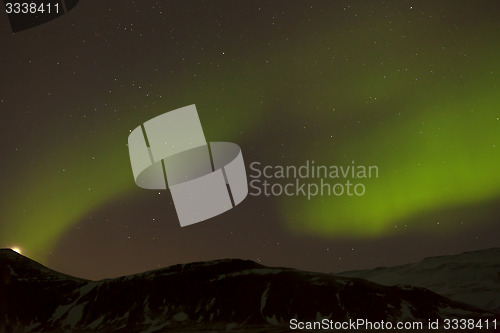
[11,247,22,254]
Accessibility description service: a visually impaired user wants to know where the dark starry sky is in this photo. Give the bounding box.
[0,0,499,280]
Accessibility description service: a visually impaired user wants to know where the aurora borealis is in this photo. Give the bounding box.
[0,1,499,279]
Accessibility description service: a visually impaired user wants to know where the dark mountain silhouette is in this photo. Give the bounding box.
[337,248,500,314]
[0,249,497,332]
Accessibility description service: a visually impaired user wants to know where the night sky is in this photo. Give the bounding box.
[1,0,499,280]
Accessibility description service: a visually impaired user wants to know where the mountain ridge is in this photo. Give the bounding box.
[337,247,500,313]
[1,248,498,332]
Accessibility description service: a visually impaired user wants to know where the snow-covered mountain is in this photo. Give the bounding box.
[337,248,500,313]
[0,249,497,332]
